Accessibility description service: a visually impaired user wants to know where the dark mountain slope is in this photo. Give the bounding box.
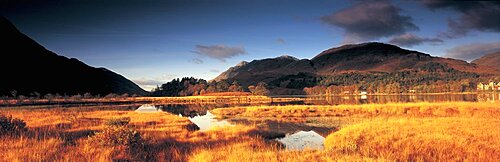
[0,17,147,96]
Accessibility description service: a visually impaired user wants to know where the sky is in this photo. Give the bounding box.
[2,0,500,90]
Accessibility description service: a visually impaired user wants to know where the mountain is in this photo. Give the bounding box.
[0,17,147,96]
[472,52,500,71]
[311,42,494,74]
[213,55,315,85]
[215,42,498,89]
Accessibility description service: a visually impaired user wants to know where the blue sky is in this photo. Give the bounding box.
[2,0,499,90]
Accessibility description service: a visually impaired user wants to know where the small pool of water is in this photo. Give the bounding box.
[276,130,325,151]
[186,111,233,131]
[135,104,327,150]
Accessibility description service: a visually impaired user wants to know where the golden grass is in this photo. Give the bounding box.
[0,136,64,161]
[324,117,500,161]
[0,101,499,161]
[0,108,194,161]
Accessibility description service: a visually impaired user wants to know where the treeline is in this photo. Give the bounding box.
[304,79,478,95]
[272,63,496,94]
[303,70,481,94]
[150,77,270,96]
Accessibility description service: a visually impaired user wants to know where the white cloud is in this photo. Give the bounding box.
[193,44,246,62]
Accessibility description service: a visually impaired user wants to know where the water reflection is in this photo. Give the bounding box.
[187,111,233,131]
[135,104,234,131]
[276,130,325,151]
[158,103,274,117]
[135,104,163,113]
[478,93,500,102]
[160,104,209,117]
[304,93,500,105]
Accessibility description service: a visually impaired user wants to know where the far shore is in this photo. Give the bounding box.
[0,91,499,107]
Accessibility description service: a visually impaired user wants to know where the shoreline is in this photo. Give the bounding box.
[1,92,499,107]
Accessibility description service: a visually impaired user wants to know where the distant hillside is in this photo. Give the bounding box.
[472,52,500,71]
[216,42,496,86]
[0,17,147,96]
[215,42,498,94]
[213,55,315,86]
[311,42,494,74]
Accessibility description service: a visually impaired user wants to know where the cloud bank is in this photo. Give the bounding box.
[321,0,418,43]
[420,0,500,38]
[193,44,246,62]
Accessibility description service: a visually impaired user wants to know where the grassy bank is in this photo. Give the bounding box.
[0,101,499,161]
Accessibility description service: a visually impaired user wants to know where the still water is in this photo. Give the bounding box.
[185,111,233,131]
[303,93,500,105]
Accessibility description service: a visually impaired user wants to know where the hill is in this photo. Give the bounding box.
[216,42,496,85]
[0,17,147,96]
[472,52,500,71]
[214,42,498,94]
[213,55,315,86]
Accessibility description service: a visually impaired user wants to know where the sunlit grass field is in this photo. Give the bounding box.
[1,101,499,161]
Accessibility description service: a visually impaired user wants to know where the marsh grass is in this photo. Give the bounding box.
[0,101,499,161]
[324,117,500,161]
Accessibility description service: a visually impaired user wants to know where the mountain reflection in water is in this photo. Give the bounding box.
[276,130,325,151]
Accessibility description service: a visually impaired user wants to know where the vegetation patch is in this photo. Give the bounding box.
[0,114,26,136]
[104,117,131,127]
[88,118,142,148]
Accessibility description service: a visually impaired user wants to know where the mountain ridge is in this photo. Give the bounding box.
[215,42,499,87]
[472,52,500,71]
[0,17,147,96]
